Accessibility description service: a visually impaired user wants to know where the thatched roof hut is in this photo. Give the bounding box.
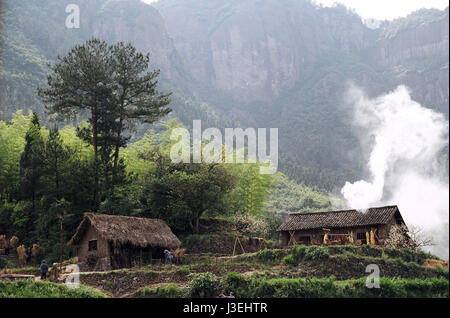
[68,213,181,249]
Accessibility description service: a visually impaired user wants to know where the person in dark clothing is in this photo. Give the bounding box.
[26,247,32,264]
[4,240,10,255]
[164,249,173,264]
[40,260,48,280]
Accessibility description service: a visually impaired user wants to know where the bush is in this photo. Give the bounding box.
[222,272,249,297]
[358,245,383,258]
[327,245,358,255]
[0,279,107,298]
[282,254,297,266]
[219,275,449,298]
[241,276,337,298]
[174,267,191,276]
[135,284,189,298]
[188,272,222,298]
[304,246,329,261]
[282,245,329,266]
[0,256,14,269]
[383,247,436,265]
[338,277,449,298]
[255,248,289,263]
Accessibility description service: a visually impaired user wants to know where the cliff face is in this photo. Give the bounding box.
[155,0,448,112]
[373,8,449,114]
[88,0,185,83]
[156,0,374,102]
[1,0,448,189]
[374,8,449,66]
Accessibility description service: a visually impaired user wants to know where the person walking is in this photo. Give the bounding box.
[26,247,32,264]
[40,260,48,280]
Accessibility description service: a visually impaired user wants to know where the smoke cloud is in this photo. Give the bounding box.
[341,85,449,259]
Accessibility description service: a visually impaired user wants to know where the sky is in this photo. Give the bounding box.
[141,0,449,20]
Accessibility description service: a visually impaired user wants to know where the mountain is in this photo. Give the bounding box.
[0,0,448,190]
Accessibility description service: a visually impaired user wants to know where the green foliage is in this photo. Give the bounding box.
[174,267,191,276]
[188,272,222,298]
[0,256,14,269]
[0,279,108,298]
[221,273,448,298]
[383,247,437,265]
[338,277,449,298]
[254,248,290,263]
[264,173,334,214]
[135,283,189,298]
[282,245,330,265]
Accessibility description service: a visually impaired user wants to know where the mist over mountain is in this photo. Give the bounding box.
[0,0,448,191]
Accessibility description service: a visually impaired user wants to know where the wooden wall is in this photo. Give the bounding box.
[77,225,110,262]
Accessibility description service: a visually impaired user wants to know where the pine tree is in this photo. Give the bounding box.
[110,42,171,182]
[38,38,118,207]
[19,112,44,221]
[41,126,71,199]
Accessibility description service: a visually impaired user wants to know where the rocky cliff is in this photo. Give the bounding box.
[0,0,448,189]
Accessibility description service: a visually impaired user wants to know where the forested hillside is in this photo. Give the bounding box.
[1,0,448,190]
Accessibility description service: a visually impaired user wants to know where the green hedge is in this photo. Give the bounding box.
[188,272,222,298]
[282,245,330,265]
[135,284,189,298]
[383,247,438,265]
[221,272,449,298]
[0,279,108,298]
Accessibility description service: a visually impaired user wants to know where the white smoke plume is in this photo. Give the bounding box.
[341,85,449,259]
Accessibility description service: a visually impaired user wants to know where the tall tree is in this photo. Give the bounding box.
[40,126,71,199]
[110,42,171,181]
[38,39,171,206]
[38,38,117,207]
[143,151,236,233]
[19,112,44,230]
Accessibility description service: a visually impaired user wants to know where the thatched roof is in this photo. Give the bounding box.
[278,205,404,231]
[68,213,182,249]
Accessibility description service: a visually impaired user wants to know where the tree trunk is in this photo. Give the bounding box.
[60,218,63,268]
[194,216,199,234]
[91,107,99,208]
[112,102,125,183]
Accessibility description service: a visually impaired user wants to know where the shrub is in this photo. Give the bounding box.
[255,248,289,263]
[304,246,329,261]
[282,245,329,266]
[174,267,191,276]
[219,275,449,298]
[282,254,297,266]
[327,245,358,255]
[245,276,337,298]
[383,247,436,265]
[0,256,14,269]
[222,272,249,297]
[0,279,107,298]
[188,272,221,298]
[358,245,383,258]
[338,277,449,298]
[135,284,189,298]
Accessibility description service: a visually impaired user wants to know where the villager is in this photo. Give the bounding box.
[40,260,48,280]
[26,247,32,264]
[4,240,10,255]
[164,250,174,264]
